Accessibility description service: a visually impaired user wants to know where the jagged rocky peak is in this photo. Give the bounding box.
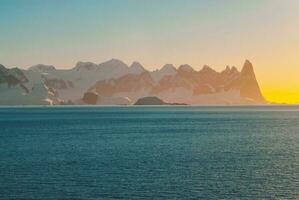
[0,64,9,80]
[0,65,27,82]
[231,66,238,73]
[178,64,194,72]
[9,68,28,83]
[99,58,128,69]
[221,65,239,75]
[221,66,231,74]
[200,65,217,74]
[241,59,255,75]
[0,64,7,70]
[74,61,98,71]
[201,65,213,71]
[160,64,177,73]
[29,64,56,73]
[0,64,28,84]
[130,62,145,74]
[238,59,266,103]
[130,61,143,69]
[151,64,177,82]
[0,64,9,75]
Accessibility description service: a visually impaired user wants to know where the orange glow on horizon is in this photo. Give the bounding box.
[261,88,299,104]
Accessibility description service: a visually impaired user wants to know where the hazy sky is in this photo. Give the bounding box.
[0,0,299,103]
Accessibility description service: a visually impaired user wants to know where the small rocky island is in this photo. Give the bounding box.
[134,96,187,105]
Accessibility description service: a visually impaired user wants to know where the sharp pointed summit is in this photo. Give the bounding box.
[200,65,216,74]
[241,60,255,75]
[129,62,145,74]
[130,61,143,69]
[160,64,176,73]
[239,60,265,103]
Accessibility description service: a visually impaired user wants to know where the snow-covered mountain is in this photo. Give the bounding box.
[0,59,266,105]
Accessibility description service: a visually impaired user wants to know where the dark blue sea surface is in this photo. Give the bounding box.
[0,106,298,199]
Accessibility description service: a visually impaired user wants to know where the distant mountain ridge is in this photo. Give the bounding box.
[0,59,266,105]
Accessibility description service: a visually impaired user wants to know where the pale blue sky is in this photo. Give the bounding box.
[0,0,298,73]
[1,0,299,102]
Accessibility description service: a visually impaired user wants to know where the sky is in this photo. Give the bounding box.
[0,0,299,103]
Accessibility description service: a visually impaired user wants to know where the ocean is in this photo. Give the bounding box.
[0,106,298,199]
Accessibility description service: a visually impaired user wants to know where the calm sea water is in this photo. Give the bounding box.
[0,106,298,199]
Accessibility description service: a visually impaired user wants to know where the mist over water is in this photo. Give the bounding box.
[0,106,298,199]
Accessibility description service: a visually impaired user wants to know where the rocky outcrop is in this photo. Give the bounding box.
[134,96,167,105]
[134,96,187,105]
[222,60,265,103]
[82,92,98,104]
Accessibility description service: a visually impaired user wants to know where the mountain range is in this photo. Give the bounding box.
[0,59,266,105]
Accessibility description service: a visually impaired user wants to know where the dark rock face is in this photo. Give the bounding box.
[0,65,28,85]
[0,64,29,93]
[82,92,98,104]
[29,64,56,72]
[134,96,167,105]
[74,62,98,71]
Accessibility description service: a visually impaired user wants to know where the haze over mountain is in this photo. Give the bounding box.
[0,59,266,105]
